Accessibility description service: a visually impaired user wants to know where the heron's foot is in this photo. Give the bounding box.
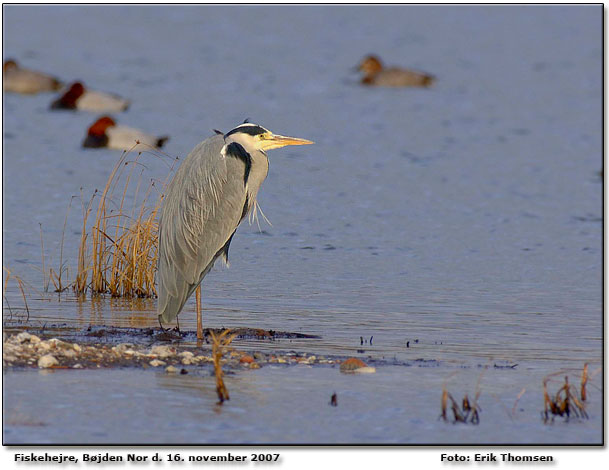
[157,318,178,338]
[156,326,183,342]
[156,316,184,340]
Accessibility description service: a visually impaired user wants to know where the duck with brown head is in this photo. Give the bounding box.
[3,58,63,94]
[51,82,85,109]
[356,55,435,88]
[82,115,169,150]
[51,81,130,112]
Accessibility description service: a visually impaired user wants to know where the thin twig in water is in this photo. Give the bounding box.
[39,223,48,292]
[511,388,526,417]
[2,266,31,322]
[210,329,238,404]
[56,197,75,292]
[15,277,30,321]
[580,363,588,402]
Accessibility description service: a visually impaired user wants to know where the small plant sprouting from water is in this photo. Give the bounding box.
[3,266,30,322]
[440,368,484,425]
[541,363,598,423]
[210,329,238,404]
[580,363,588,402]
[440,386,481,425]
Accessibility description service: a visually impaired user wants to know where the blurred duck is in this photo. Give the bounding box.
[3,59,63,94]
[83,116,169,150]
[356,55,435,88]
[51,82,130,112]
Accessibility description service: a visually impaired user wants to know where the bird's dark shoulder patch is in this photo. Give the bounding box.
[82,134,109,148]
[224,142,251,186]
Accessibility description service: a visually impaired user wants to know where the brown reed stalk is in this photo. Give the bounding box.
[15,277,30,319]
[2,266,30,320]
[39,223,47,292]
[75,188,97,294]
[511,388,526,417]
[440,386,448,421]
[580,363,588,401]
[3,266,11,298]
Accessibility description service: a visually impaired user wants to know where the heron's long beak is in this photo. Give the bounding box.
[262,134,314,151]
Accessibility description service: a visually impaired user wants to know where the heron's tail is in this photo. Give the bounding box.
[158,268,207,325]
[157,281,195,325]
[158,296,185,325]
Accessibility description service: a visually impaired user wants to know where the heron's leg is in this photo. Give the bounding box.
[196,285,203,340]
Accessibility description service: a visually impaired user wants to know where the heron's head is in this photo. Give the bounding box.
[358,55,384,75]
[224,123,314,152]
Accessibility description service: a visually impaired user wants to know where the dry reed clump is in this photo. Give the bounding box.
[440,368,485,425]
[440,386,481,425]
[542,363,598,423]
[210,329,238,404]
[73,144,177,298]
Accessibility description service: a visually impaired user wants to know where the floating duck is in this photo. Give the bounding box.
[51,82,130,112]
[3,59,63,94]
[82,116,169,150]
[356,55,435,88]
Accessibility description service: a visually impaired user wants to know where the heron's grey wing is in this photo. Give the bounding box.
[157,136,250,323]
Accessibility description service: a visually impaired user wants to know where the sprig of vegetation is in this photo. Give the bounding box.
[210,329,238,404]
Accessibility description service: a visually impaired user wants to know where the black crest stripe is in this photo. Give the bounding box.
[225,125,266,138]
[225,142,251,186]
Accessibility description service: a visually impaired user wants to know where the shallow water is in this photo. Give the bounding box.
[3,365,602,445]
[2,5,602,444]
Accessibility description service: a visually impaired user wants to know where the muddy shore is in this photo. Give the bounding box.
[2,326,375,372]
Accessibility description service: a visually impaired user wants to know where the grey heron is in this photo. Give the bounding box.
[157,122,313,339]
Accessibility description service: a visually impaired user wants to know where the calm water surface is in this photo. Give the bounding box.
[2,5,602,444]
